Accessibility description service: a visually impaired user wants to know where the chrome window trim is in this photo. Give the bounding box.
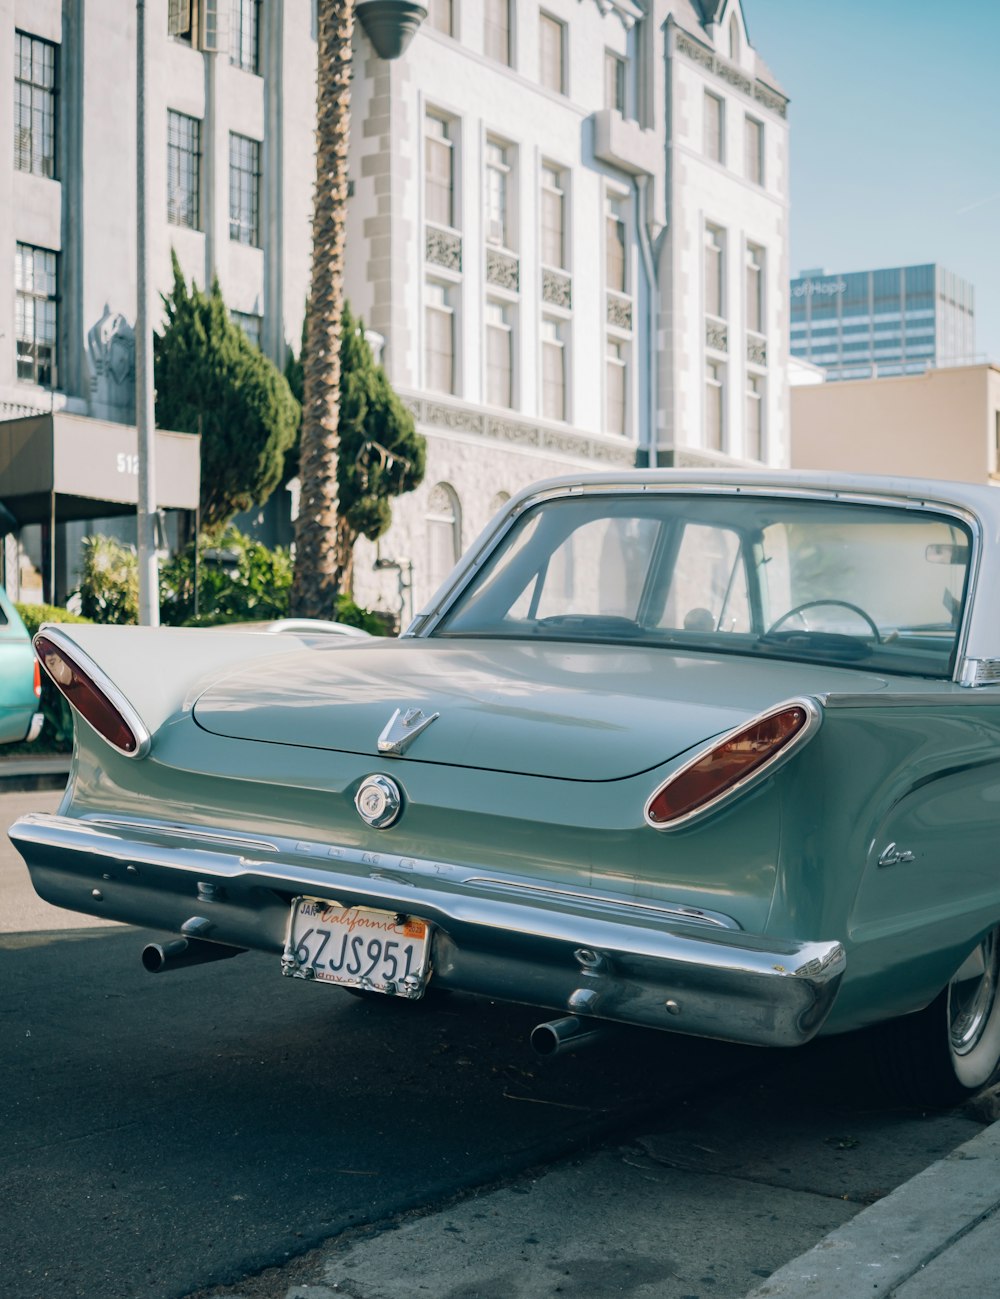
[409,483,981,686]
[34,625,152,759]
[643,696,823,833]
[460,877,741,930]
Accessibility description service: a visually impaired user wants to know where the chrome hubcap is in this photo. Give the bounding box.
[949,930,1000,1057]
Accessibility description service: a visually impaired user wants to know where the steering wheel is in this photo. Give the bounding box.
[766,599,881,643]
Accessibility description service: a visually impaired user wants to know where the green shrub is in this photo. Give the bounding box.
[14,603,93,752]
[76,535,139,624]
[334,595,391,636]
[160,527,293,626]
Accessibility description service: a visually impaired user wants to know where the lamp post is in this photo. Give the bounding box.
[135,0,159,625]
[354,1,428,59]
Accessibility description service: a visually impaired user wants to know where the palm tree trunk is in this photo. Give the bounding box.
[290,0,355,618]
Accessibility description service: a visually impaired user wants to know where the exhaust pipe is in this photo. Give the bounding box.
[530,1015,606,1058]
[141,937,246,974]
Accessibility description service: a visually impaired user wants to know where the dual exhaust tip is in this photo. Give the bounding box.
[141,941,605,1057]
[141,936,245,973]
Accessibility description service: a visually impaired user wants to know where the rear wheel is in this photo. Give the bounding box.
[873,927,1000,1107]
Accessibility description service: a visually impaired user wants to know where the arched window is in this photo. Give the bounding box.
[728,13,741,61]
[426,482,462,591]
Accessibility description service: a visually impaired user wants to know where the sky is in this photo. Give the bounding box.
[742,0,1000,364]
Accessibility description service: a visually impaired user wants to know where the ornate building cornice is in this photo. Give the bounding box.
[400,392,637,467]
[674,27,788,119]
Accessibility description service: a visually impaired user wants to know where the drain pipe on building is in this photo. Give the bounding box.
[635,174,659,471]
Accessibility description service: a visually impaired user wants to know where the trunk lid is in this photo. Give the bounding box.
[191,638,889,781]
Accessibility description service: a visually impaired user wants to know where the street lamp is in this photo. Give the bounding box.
[135,0,159,625]
[355,1,428,60]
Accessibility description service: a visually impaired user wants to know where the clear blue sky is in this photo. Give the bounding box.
[743,0,1000,363]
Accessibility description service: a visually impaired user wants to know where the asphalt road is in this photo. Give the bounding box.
[0,789,759,1299]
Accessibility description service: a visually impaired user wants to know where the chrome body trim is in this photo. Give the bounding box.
[377,706,441,755]
[643,697,823,832]
[9,811,846,1048]
[34,625,152,759]
[461,877,741,930]
[959,658,1000,689]
[26,712,44,743]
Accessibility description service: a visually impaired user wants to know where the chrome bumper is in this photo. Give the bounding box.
[9,812,846,1048]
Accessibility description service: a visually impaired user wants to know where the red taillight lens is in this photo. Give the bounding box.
[33,658,41,699]
[35,634,142,755]
[646,705,809,827]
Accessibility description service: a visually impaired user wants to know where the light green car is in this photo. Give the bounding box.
[0,586,42,744]
[12,470,1000,1105]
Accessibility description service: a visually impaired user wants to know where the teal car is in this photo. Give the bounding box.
[0,586,42,744]
[11,471,1000,1105]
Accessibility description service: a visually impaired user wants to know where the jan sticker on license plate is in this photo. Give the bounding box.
[282,897,432,998]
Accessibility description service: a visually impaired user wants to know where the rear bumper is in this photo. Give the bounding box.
[9,811,846,1048]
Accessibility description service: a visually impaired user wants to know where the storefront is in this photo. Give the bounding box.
[0,413,200,603]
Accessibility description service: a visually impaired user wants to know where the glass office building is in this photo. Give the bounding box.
[790,264,976,381]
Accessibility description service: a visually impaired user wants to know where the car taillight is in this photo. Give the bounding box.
[645,701,818,830]
[34,632,150,758]
[33,658,41,699]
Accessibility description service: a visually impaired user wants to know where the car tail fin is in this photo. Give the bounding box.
[35,629,151,758]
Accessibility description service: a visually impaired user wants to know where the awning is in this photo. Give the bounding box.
[0,412,201,527]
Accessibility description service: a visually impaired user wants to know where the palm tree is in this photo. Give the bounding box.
[290,0,355,618]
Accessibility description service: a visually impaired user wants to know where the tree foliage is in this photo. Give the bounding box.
[332,304,425,590]
[160,528,293,626]
[154,252,300,532]
[77,534,140,624]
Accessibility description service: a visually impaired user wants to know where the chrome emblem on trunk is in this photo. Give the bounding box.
[378,707,440,756]
[355,775,403,829]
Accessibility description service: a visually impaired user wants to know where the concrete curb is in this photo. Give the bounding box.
[744,1120,1000,1297]
[0,755,70,792]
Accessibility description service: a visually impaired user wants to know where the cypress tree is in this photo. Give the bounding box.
[154,253,300,533]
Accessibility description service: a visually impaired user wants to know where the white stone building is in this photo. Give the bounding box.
[0,0,789,619]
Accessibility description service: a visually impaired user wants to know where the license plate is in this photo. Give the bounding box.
[281,896,431,998]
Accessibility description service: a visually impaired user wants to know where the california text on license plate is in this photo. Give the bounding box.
[282,897,432,998]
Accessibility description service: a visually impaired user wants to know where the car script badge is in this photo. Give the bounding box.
[377,706,440,756]
[356,774,403,828]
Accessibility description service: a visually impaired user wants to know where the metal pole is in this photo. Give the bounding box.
[136,0,160,625]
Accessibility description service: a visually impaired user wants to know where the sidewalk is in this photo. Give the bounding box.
[190,1103,1000,1299]
[0,752,70,791]
[746,1117,1000,1297]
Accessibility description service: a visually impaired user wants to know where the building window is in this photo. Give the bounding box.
[606,338,627,436]
[539,13,566,94]
[746,243,764,335]
[231,310,262,349]
[15,244,57,388]
[425,113,454,228]
[427,483,462,591]
[167,110,202,229]
[230,0,261,72]
[541,317,566,421]
[745,115,764,186]
[704,91,724,164]
[168,0,223,50]
[540,164,566,269]
[14,32,57,179]
[705,224,725,319]
[426,282,455,394]
[746,374,764,460]
[729,13,741,61]
[485,139,511,248]
[705,361,724,451]
[485,301,513,408]
[485,0,511,66]
[229,133,261,245]
[428,0,454,35]
[606,195,627,293]
[605,49,626,113]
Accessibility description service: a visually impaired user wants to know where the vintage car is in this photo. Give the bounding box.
[11,470,1000,1105]
[0,586,43,745]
